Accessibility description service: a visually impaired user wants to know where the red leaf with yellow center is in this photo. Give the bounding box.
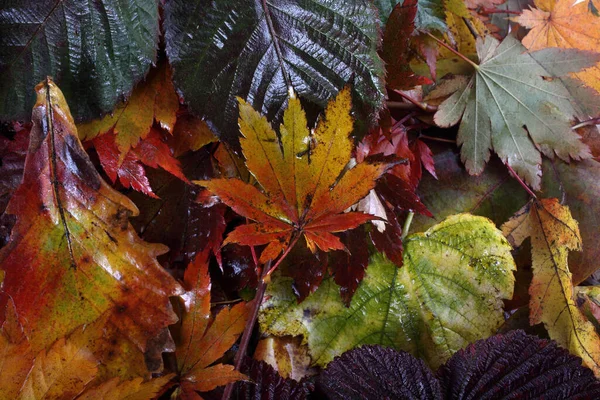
[0,79,183,353]
[196,88,391,264]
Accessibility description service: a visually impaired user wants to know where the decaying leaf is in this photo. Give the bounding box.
[196,89,390,267]
[78,63,179,156]
[0,79,182,352]
[515,0,600,93]
[502,198,600,376]
[93,129,188,198]
[382,0,433,90]
[254,336,317,382]
[18,337,98,400]
[260,214,515,368]
[433,35,595,189]
[174,250,249,398]
[76,375,174,400]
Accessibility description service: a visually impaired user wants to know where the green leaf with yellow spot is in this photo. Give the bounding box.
[259,214,516,368]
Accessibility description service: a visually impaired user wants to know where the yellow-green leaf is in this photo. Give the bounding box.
[502,198,600,376]
[260,214,516,368]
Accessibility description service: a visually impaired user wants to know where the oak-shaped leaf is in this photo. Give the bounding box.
[433,35,596,189]
[93,128,188,199]
[164,0,385,145]
[196,89,391,266]
[0,80,183,352]
[173,250,250,399]
[502,198,600,376]
[78,63,179,156]
[318,331,600,400]
[260,214,515,369]
[0,0,159,121]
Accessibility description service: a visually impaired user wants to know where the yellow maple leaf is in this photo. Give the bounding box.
[502,198,600,376]
[78,62,179,157]
[515,0,600,92]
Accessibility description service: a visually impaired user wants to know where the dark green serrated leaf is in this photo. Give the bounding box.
[0,0,159,121]
[164,0,385,144]
[373,0,446,30]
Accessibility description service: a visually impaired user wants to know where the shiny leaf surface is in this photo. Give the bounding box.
[0,0,158,121]
[260,214,516,368]
[0,80,182,352]
[164,0,385,144]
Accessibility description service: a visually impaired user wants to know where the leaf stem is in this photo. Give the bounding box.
[572,117,600,130]
[479,7,521,15]
[419,134,457,144]
[221,260,271,400]
[263,234,302,281]
[392,90,438,112]
[505,163,537,199]
[422,31,480,70]
[401,211,415,241]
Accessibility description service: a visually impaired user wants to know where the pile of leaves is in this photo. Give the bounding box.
[1,0,600,398]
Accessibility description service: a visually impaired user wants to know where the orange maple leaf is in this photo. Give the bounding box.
[195,89,390,272]
[515,0,600,92]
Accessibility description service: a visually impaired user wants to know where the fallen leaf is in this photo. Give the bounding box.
[76,375,174,400]
[129,147,226,269]
[502,198,600,376]
[433,35,594,189]
[0,0,159,121]
[18,338,98,400]
[254,336,317,382]
[320,330,600,399]
[541,159,600,284]
[260,214,516,368]
[164,0,385,146]
[93,129,188,198]
[168,113,217,158]
[196,89,390,268]
[381,0,433,90]
[234,358,309,400]
[0,79,182,352]
[515,0,600,92]
[175,250,249,398]
[78,63,179,156]
[0,299,33,399]
[410,149,529,233]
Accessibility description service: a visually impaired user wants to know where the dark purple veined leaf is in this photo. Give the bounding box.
[234,357,310,400]
[318,331,600,400]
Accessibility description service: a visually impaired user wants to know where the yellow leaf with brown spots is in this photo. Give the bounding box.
[502,198,600,376]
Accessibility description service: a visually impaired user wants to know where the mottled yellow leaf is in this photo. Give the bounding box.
[502,198,600,376]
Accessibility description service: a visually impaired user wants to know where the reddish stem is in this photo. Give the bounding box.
[480,7,521,15]
[419,134,457,144]
[263,234,302,280]
[221,234,301,400]
[221,259,271,400]
[505,163,537,199]
[422,31,479,70]
[393,91,438,112]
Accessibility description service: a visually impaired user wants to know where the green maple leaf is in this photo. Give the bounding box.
[433,35,597,189]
